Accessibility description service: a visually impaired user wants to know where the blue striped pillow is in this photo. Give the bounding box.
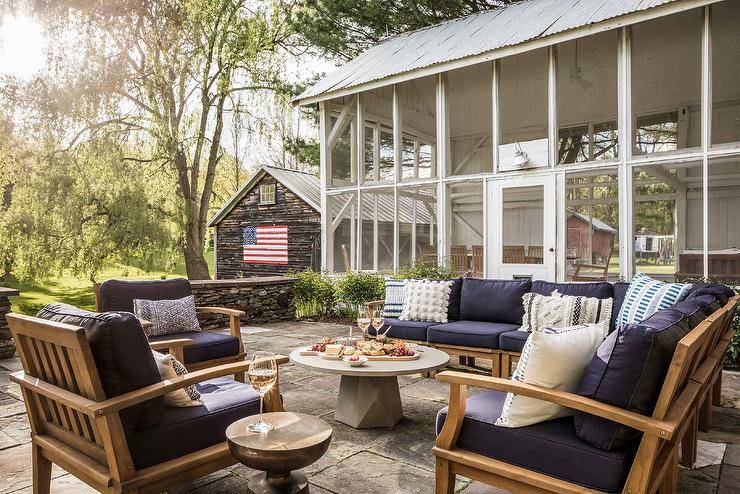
[382,278,408,318]
[617,273,692,326]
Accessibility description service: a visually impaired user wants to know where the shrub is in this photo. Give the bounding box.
[335,271,384,310]
[395,259,457,280]
[292,269,336,318]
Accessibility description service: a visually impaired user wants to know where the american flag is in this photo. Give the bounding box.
[243,225,288,265]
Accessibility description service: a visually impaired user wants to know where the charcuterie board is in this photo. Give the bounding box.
[298,348,420,361]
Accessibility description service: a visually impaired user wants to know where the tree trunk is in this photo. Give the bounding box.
[183,239,210,279]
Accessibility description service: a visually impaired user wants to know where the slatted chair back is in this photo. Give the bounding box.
[623,295,739,493]
[471,245,484,277]
[450,245,469,275]
[527,245,543,261]
[7,313,134,485]
[503,245,525,264]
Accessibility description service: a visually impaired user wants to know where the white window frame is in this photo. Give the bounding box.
[259,183,276,205]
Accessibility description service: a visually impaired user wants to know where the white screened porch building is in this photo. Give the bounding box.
[296,0,740,284]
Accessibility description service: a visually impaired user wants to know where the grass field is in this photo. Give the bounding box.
[5,251,214,315]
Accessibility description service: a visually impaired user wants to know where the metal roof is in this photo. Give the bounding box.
[569,212,617,234]
[296,0,700,104]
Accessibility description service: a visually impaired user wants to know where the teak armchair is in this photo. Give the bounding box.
[434,295,739,494]
[94,279,246,381]
[7,312,287,494]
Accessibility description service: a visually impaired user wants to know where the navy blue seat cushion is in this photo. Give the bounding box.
[427,321,519,349]
[575,304,701,450]
[368,318,434,341]
[459,278,531,325]
[97,278,193,312]
[128,377,262,469]
[447,278,463,321]
[532,280,613,299]
[148,331,240,364]
[36,304,164,431]
[436,390,633,492]
[610,282,630,332]
[499,330,529,352]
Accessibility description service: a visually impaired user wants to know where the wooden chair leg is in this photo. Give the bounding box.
[32,443,52,494]
[234,371,245,383]
[467,357,475,367]
[658,449,678,494]
[680,412,698,468]
[712,371,723,407]
[435,458,455,494]
[491,352,501,378]
[501,353,511,379]
[699,393,712,432]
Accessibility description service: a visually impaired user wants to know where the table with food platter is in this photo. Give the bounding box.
[289,334,450,429]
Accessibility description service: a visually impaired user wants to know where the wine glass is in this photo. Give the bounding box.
[371,308,385,341]
[247,351,277,433]
[357,307,372,340]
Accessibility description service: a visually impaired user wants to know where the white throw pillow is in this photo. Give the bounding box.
[496,322,607,428]
[151,350,203,407]
[519,290,612,333]
[133,295,201,336]
[617,272,693,326]
[399,280,452,323]
[382,278,408,318]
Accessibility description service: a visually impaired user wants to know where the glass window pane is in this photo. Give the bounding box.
[448,63,493,175]
[448,181,483,275]
[632,162,703,280]
[398,187,437,269]
[360,189,394,271]
[397,76,437,181]
[499,48,549,169]
[329,192,356,272]
[711,2,740,147]
[359,88,394,184]
[566,170,619,281]
[502,186,544,265]
[632,9,702,156]
[557,31,618,165]
[328,97,356,187]
[708,156,740,282]
[363,124,376,182]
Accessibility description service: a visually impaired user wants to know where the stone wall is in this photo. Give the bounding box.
[0,287,19,359]
[190,277,296,330]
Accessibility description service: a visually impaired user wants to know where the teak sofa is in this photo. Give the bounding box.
[433,292,738,494]
[94,278,246,381]
[7,306,287,494]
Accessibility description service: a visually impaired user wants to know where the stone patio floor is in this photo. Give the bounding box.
[1,320,740,493]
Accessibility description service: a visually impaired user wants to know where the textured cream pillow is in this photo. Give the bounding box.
[496,322,606,428]
[519,291,612,333]
[399,280,452,323]
[151,350,203,407]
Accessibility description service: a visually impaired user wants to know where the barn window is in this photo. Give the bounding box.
[259,183,276,204]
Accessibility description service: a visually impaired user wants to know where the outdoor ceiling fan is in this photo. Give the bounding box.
[569,40,594,90]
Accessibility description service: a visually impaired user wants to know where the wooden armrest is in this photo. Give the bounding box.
[573,263,606,270]
[139,318,153,332]
[10,371,97,417]
[148,338,195,351]
[435,371,676,439]
[196,306,246,317]
[364,300,385,307]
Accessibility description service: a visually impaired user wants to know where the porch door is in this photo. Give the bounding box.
[489,175,556,280]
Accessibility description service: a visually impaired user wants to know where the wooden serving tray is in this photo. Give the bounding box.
[298,348,420,361]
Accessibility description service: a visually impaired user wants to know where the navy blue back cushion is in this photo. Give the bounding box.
[531,280,613,299]
[447,278,464,321]
[459,278,531,325]
[98,278,193,312]
[37,303,164,432]
[686,283,734,306]
[609,282,630,332]
[574,303,703,450]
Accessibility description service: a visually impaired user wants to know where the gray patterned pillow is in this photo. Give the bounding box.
[133,295,201,336]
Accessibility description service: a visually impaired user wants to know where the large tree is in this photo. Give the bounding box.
[12,0,295,279]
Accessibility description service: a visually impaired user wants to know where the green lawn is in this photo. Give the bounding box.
[5,251,214,315]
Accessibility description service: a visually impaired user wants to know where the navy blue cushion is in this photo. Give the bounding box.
[499,330,529,352]
[532,280,613,299]
[692,294,722,315]
[610,282,630,332]
[368,318,434,341]
[436,390,633,492]
[670,300,710,329]
[128,377,262,469]
[148,331,240,364]
[447,278,463,321]
[459,278,531,325]
[98,278,193,312]
[575,306,697,450]
[36,304,164,432]
[427,321,519,349]
[686,283,734,306]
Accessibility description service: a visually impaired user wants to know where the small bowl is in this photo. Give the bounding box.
[343,356,368,367]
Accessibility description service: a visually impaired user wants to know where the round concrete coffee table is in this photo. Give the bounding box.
[227,412,332,494]
[289,346,450,428]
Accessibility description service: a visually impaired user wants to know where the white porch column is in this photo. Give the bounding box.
[436,73,450,266]
[393,85,402,272]
[319,101,332,271]
[617,26,633,281]
[701,5,712,279]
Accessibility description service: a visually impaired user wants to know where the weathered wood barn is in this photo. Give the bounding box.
[208,166,322,278]
[295,0,740,284]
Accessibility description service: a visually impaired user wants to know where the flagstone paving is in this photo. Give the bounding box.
[0,319,739,493]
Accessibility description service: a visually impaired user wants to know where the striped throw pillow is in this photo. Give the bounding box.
[382,278,408,318]
[617,273,693,326]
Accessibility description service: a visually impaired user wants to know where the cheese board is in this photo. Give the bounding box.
[298,347,420,361]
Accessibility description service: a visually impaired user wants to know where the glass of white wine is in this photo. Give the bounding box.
[371,308,385,339]
[357,307,372,340]
[247,351,277,433]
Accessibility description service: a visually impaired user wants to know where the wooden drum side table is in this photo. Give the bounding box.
[227,412,333,494]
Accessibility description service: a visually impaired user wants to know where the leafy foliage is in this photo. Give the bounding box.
[292,269,337,318]
[335,270,384,308]
[395,259,456,280]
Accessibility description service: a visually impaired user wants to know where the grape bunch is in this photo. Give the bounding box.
[311,338,334,352]
[389,343,415,357]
